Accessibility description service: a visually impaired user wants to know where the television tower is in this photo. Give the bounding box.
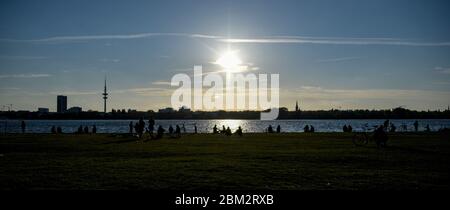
[102,76,108,113]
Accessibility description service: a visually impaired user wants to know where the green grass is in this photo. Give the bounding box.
[0,133,449,190]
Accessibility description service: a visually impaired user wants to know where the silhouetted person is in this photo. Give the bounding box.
[84,126,89,134]
[310,125,315,133]
[92,125,97,134]
[348,125,352,132]
[425,124,431,132]
[304,125,310,133]
[78,125,83,133]
[213,125,218,134]
[221,125,226,134]
[51,126,56,134]
[343,125,348,132]
[169,125,174,134]
[57,127,62,134]
[156,125,165,139]
[374,125,388,148]
[414,121,419,132]
[226,127,232,136]
[235,126,243,136]
[268,125,274,133]
[175,125,181,138]
[129,121,133,134]
[194,125,198,134]
[384,120,390,131]
[21,121,26,133]
[182,124,186,133]
[148,118,155,134]
[276,125,281,133]
[390,123,396,133]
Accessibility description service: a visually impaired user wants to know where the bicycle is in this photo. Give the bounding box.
[352,125,388,147]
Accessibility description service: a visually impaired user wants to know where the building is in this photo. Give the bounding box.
[57,95,67,113]
[178,106,191,113]
[158,107,174,113]
[67,106,82,113]
[37,108,49,113]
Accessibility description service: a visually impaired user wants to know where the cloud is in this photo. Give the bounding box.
[0,33,220,43]
[0,55,48,60]
[0,74,52,79]
[1,33,449,47]
[220,36,450,47]
[435,66,450,74]
[152,80,171,85]
[49,90,98,95]
[290,86,450,101]
[316,56,362,63]
[100,58,120,63]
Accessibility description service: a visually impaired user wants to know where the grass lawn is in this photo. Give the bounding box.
[0,133,449,190]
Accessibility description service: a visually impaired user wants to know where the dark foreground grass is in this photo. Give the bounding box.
[0,133,449,190]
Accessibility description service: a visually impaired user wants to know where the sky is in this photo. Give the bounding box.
[0,0,449,112]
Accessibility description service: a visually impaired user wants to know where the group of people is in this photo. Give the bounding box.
[212,125,243,136]
[129,117,199,140]
[342,125,353,132]
[267,125,281,133]
[15,119,436,135]
[75,125,97,134]
[303,125,315,133]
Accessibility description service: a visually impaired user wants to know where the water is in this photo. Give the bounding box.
[1,119,449,133]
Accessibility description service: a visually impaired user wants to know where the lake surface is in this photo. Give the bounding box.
[1,119,449,133]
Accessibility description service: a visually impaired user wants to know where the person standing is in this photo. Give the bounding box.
[21,121,26,133]
[129,121,133,134]
[413,121,419,132]
[148,118,155,134]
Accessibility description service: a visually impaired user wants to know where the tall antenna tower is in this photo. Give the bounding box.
[102,76,108,113]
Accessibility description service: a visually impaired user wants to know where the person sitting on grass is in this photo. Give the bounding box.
[225,127,232,136]
[221,125,226,134]
[77,125,83,134]
[343,125,348,132]
[310,125,315,133]
[348,125,352,132]
[213,125,218,134]
[57,127,62,134]
[304,125,310,133]
[155,125,165,139]
[235,126,243,136]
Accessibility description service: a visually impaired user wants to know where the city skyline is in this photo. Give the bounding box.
[1,0,450,111]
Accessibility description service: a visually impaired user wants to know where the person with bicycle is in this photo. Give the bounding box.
[373,125,388,148]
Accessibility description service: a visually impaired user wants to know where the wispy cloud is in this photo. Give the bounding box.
[316,56,362,63]
[0,55,48,60]
[435,66,450,74]
[0,33,220,43]
[220,36,450,47]
[1,33,449,47]
[152,80,171,86]
[0,74,52,79]
[49,90,98,95]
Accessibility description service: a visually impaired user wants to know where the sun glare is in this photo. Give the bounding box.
[215,50,242,71]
